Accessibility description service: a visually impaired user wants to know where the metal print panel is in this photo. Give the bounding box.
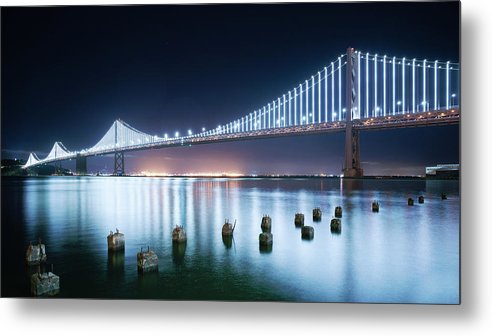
[1,1,460,303]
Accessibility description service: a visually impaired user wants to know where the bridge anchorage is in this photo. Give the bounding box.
[21,47,460,176]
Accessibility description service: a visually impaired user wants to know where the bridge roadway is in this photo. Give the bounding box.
[35,107,459,167]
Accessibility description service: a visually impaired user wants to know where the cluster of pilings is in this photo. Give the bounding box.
[24,191,450,293]
[125,226,190,275]
[25,238,60,296]
[407,193,447,206]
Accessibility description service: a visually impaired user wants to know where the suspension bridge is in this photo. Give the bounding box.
[22,48,460,177]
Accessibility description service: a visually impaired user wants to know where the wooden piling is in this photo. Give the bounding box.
[334,206,342,218]
[222,219,236,237]
[172,225,187,243]
[301,226,314,240]
[261,215,272,233]
[330,218,342,232]
[259,232,273,246]
[294,213,305,227]
[313,208,322,221]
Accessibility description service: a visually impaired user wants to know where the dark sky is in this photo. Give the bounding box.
[1,1,459,175]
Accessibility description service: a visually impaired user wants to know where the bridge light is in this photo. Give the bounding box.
[164,133,168,139]
[202,127,206,132]
[175,131,179,138]
[397,101,401,105]
[188,129,192,136]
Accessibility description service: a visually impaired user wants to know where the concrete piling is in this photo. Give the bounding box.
[294,213,305,227]
[172,225,187,243]
[259,232,273,246]
[418,196,425,204]
[330,218,342,232]
[137,247,158,273]
[172,242,186,265]
[261,215,272,233]
[259,243,273,254]
[334,206,342,218]
[408,198,414,206]
[372,201,379,212]
[107,228,125,251]
[301,226,314,240]
[222,235,233,249]
[25,238,47,265]
[31,264,59,296]
[222,219,236,237]
[313,207,322,221]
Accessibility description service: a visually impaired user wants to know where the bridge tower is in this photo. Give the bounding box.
[114,152,125,176]
[342,47,363,178]
[113,119,125,176]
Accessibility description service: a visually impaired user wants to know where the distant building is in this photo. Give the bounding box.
[425,164,459,178]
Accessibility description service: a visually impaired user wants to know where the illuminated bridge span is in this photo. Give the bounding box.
[23,48,460,176]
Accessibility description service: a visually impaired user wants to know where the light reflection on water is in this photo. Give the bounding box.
[1,177,459,303]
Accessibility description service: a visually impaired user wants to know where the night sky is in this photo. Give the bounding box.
[1,2,460,175]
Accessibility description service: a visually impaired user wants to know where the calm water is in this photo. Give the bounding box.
[1,177,459,303]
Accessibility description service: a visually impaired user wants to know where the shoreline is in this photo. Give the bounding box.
[2,174,459,180]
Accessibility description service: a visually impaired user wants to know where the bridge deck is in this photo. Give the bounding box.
[27,108,459,167]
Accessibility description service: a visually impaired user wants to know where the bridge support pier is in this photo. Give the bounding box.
[113,152,125,176]
[342,122,363,177]
[342,47,363,178]
[75,155,87,175]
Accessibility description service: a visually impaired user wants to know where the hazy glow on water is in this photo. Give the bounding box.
[1,177,459,303]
